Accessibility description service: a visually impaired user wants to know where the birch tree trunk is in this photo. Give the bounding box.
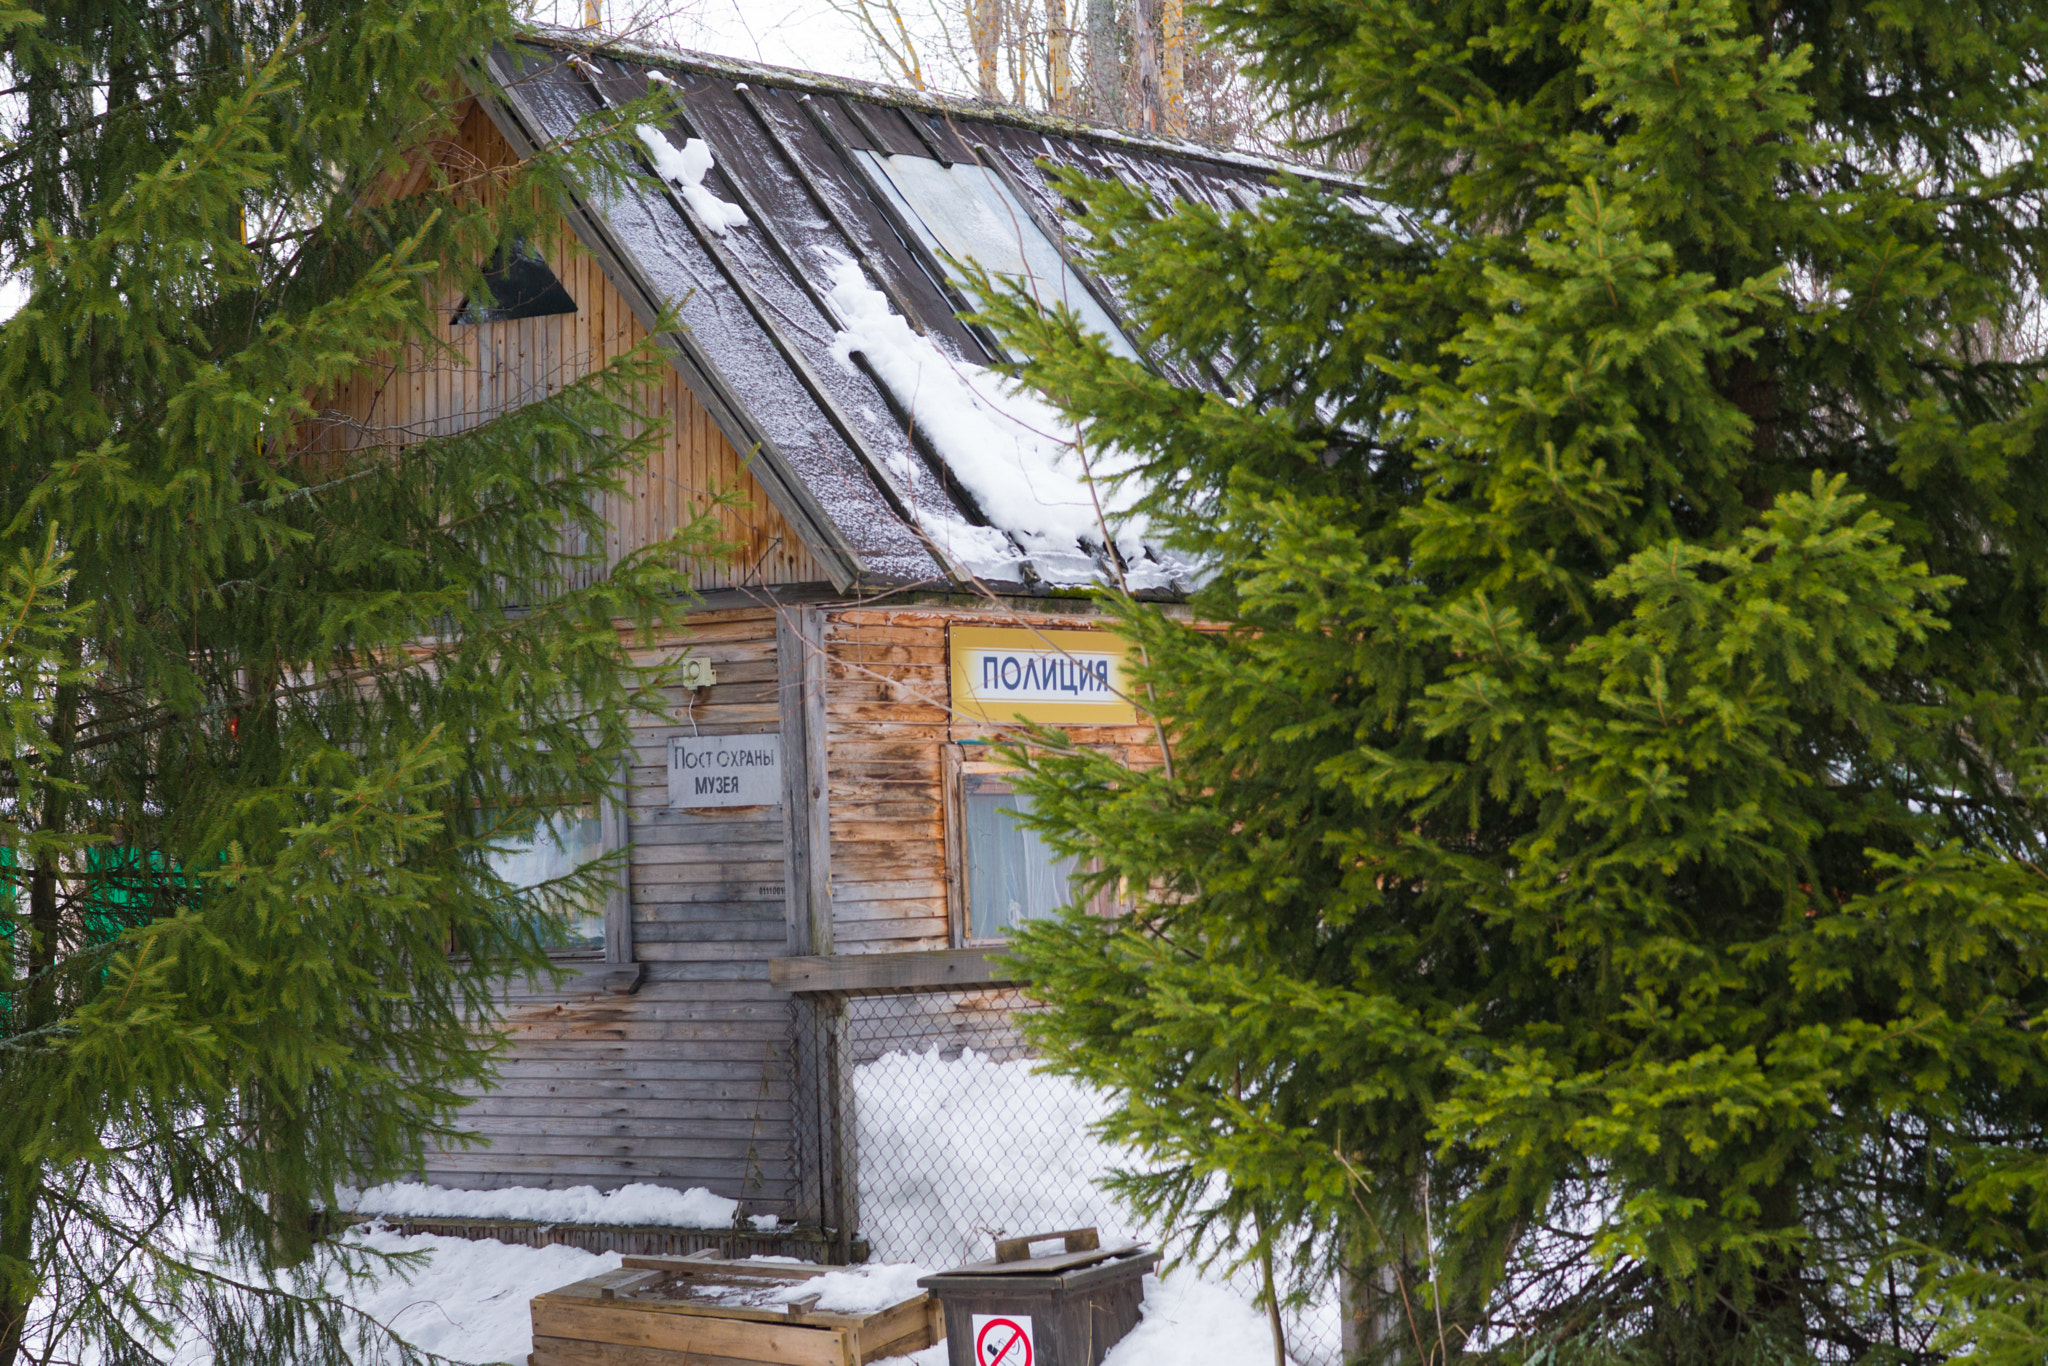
[1046,0,1073,112]
[969,0,1002,98]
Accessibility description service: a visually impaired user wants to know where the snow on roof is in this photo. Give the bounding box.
[636,125,748,235]
[822,254,1188,591]
[482,34,1408,592]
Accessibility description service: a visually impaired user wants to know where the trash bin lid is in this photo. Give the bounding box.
[931,1227,1149,1276]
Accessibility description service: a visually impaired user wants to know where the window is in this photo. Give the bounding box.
[454,238,577,324]
[958,770,1080,942]
[486,806,607,951]
[853,149,1140,363]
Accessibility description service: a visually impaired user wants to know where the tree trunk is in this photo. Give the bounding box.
[1046,0,1073,113]
[1131,0,1161,131]
[1085,0,1124,123]
[0,679,77,1366]
[969,0,1003,99]
[1160,0,1185,136]
[0,1168,34,1366]
[1340,1229,1426,1366]
[26,681,75,984]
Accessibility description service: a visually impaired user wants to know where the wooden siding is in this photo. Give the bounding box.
[422,607,801,1211]
[311,102,825,594]
[420,601,1161,1208]
[820,606,1164,956]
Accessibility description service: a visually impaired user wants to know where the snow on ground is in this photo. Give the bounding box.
[52,1050,1322,1364]
[321,1050,1336,1365]
[853,1044,1149,1267]
[851,1045,1341,1365]
[333,1229,620,1365]
[858,1270,1295,1366]
[875,1347,951,1366]
[29,1228,620,1366]
[341,1180,739,1228]
[324,1230,1292,1366]
[1101,1272,1302,1366]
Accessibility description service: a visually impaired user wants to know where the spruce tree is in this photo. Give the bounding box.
[983,0,2048,1360]
[0,7,710,1363]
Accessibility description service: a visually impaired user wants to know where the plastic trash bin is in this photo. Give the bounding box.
[919,1227,1160,1366]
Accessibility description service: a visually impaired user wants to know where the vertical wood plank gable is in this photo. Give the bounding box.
[307,103,827,594]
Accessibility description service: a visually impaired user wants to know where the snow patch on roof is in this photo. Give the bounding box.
[638,124,749,235]
[820,253,1185,590]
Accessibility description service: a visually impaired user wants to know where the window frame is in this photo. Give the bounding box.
[944,745,1110,947]
[479,779,633,964]
[452,236,579,325]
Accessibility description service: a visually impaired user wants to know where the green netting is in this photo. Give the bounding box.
[0,845,187,939]
[82,846,193,943]
[0,846,196,1025]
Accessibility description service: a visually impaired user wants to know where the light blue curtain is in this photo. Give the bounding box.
[965,790,1079,940]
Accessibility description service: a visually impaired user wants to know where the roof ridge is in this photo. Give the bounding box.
[518,24,1362,188]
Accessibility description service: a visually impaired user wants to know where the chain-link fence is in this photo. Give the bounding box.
[788,983,1345,1366]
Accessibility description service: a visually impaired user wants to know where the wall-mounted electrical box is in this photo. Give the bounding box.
[675,656,716,690]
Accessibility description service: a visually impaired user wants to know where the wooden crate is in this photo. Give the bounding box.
[530,1251,944,1366]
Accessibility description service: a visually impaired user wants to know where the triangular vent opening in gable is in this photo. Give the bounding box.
[454,239,577,324]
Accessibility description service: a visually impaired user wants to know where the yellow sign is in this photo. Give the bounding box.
[949,625,1136,725]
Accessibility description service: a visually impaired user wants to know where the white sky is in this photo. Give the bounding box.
[532,0,902,86]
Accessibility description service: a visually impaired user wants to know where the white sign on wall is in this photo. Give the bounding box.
[667,734,782,809]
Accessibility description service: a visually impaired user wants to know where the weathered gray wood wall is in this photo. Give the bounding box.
[421,608,801,1216]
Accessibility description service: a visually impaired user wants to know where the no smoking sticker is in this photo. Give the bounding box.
[972,1313,1034,1366]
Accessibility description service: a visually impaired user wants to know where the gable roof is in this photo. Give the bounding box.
[475,32,1391,594]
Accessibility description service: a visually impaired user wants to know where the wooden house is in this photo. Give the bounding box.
[332,30,1376,1251]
